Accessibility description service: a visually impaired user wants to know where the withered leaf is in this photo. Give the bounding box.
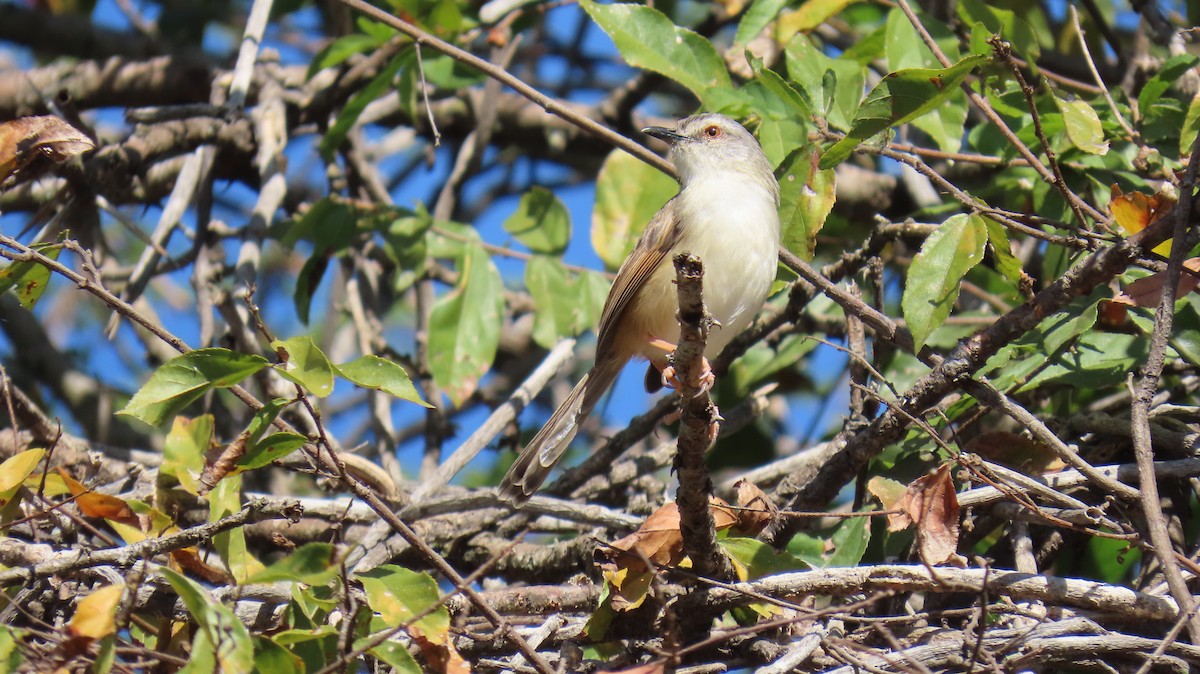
[894,464,965,567]
[730,478,776,537]
[1110,185,1175,257]
[0,116,93,184]
[1112,258,1200,308]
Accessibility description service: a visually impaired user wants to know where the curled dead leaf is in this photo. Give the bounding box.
[730,478,776,537]
[892,464,966,567]
[198,431,251,495]
[0,116,94,184]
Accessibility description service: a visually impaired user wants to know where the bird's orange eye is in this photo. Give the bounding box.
[704,125,721,138]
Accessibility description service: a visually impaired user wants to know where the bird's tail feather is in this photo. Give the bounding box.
[498,359,623,505]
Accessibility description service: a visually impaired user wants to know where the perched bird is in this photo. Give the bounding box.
[498,113,781,504]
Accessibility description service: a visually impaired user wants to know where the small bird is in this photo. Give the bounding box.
[498,113,781,504]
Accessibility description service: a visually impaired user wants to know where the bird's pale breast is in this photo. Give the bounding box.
[628,174,780,362]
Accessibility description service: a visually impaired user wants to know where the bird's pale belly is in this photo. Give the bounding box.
[627,195,778,363]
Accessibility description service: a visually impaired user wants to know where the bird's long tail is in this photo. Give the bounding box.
[498,358,623,505]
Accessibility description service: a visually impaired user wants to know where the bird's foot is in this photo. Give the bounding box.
[659,357,715,397]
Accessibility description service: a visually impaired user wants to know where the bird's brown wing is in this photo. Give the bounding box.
[594,196,682,355]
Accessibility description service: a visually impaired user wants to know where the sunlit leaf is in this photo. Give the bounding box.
[0,243,60,310]
[526,255,578,348]
[357,565,449,640]
[901,213,987,349]
[247,543,339,586]
[1054,94,1108,155]
[336,355,430,407]
[118,349,269,427]
[578,0,731,102]
[69,584,124,640]
[272,336,336,398]
[0,448,44,505]
[1110,185,1173,257]
[777,0,855,42]
[821,54,989,168]
[776,146,836,260]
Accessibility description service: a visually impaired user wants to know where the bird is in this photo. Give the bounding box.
[498,113,781,505]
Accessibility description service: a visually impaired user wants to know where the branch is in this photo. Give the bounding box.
[672,253,734,581]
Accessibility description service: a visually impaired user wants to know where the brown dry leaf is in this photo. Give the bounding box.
[1110,185,1174,257]
[68,583,124,640]
[170,547,234,585]
[730,479,776,536]
[896,464,965,566]
[0,116,93,183]
[56,468,139,526]
[413,633,470,674]
[197,431,250,495]
[866,476,909,532]
[965,431,1065,475]
[1112,258,1200,308]
[1098,299,1129,328]
[600,661,666,674]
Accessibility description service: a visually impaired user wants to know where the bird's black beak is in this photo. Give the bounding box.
[642,126,687,143]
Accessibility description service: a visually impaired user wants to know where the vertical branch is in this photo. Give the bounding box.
[1128,133,1200,643]
[672,253,734,581]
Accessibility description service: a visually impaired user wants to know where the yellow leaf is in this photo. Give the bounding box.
[1110,185,1174,257]
[0,448,45,504]
[69,584,124,639]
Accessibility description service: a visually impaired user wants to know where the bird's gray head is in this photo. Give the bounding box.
[642,113,778,204]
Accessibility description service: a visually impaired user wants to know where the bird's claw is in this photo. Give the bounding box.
[660,358,716,397]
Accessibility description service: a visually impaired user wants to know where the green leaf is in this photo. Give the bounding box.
[592,149,677,270]
[956,0,1040,61]
[578,0,731,102]
[162,415,212,495]
[253,637,303,674]
[820,54,989,168]
[382,211,431,292]
[0,243,60,310]
[272,336,336,398]
[362,639,421,674]
[429,242,503,406]
[884,9,967,152]
[0,626,23,672]
[503,186,571,255]
[307,33,383,79]
[247,543,340,586]
[1053,94,1108,155]
[735,0,790,45]
[1138,54,1200,112]
[576,269,611,332]
[357,565,449,639]
[785,36,866,131]
[721,537,808,579]
[118,349,269,427]
[526,255,578,348]
[319,50,407,160]
[983,218,1026,291]
[901,213,987,350]
[729,334,818,395]
[776,146,836,260]
[1181,94,1200,157]
[336,355,430,407]
[210,475,262,583]
[824,514,870,567]
[161,568,254,674]
[237,432,308,472]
